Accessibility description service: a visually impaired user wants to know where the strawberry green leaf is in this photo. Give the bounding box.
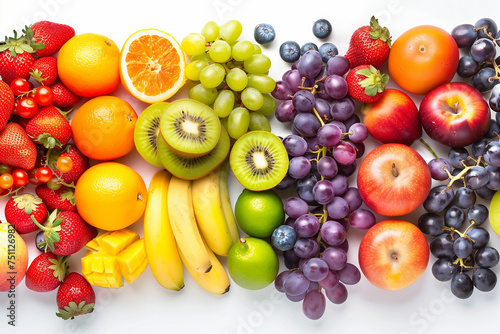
[369,16,392,47]
[34,133,62,149]
[56,301,94,320]
[61,188,76,205]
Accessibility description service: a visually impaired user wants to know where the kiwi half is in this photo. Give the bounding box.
[157,126,230,180]
[134,102,169,168]
[229,131,289,191]
[160,99,221,158]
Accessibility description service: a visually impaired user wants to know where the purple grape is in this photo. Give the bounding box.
[286,291,306,302]
[326,55,350,76]
[324,75,348,99]
[337,263,361,285]
[457,56,479,78]
[322,246,347,271]
[302,290,326,320]
[348,209,376,229]
[294,237,319,258]
[317,156,338,179]
[307,281,320,292]
[293,89,316,113]
[316,123,342,147]
[275,174,295,190]
[314,64,327,81]
[489,84,500,112]
[314,98,332,123]
[339,239,349,253]
[293,113,321,137]
[470,38,496,63]
[319,270,340,290]
[283,270,310,296]
[305,136,321,151]
[288,156,312,179]
[315,81,331,100]
[325,282,348,304]
[296,173,318,205]
[275,270,291,292]
[283,197,309,218]
[303,258,330,282]
[275,100,296,123]
[341,187,362,213]
[451,24,477,48]
[313,179,336,204]
[348,123,368,143]
[297,50,323,79]
[330,97,355,121]
[326,196,350,220]
[475,17,497,40]
[337,160,357,177]
[484,141,500,167]
[283,69,302,93]
[294,213,320,238]
[463,166,489,190]
[330,120,346,132]
[348,141,365,159]
[283,135,308,157]
[271,80,293,100]
[332,142,356,166]
[428,158,451,181]
[284,250,300,269]
[320,220,346,246]
[330,174,349,195]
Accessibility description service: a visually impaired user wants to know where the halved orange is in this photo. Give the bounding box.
[120,29,187,103]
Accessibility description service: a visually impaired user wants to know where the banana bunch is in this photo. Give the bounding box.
[143,160,238,294]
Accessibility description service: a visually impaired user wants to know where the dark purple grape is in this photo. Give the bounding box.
[288,156,312,179]
[451,24,477,48]
[325,197,349,221]
[283,197,309,218]
[275,174,296,190]
[342,112,361,130]
[330,96,355,121]
[430,232,456,258]
[305,136,321,151]
[292,90,315,113]
[349,141,365,159]
[432,258,457,282]
[316,123,342,147]
[302,258,329,282]
[489,84,500,112]
[444,205,466,229]
[339,239,349,253]
[470,38,496,63]
[454,187,476,208]
[326,55,350,76]
[315,81,331,100]
[463,166,489,190]
[322,246,347,271]
[275,270,291,292]
[314,98,332,123]
[451,272,473,299]
[337,263,361,285]
[283,135,308,157]
[453,236,473,259]
[471,138,487,159]
[319,270,340,290]
[300,42,318,56]
[348,123,368,143]
[486,165,500,190]
[293,113,321,137]
[476,184,496,200]
[472,268,497,292]
[317,155,338,179]
[330,174,349,196]
[331,141,356,166]
[293,237,319,258]
[448,147,469,169]
[275,100,296,123]
[468,203,489,225]
[423,185,455,213]
[428,158,451,181]
[483,140,500,167]
[272,80,293,100]
[297,173,318,205]
[294,213,320,238]
[320,220,346,246]
[312,179,336,205]
[474,18,498,39]
[315,65,327,81]
[485,120,500,139]
[324,75,348,99]
[475,246,499,268]
[325,282,348,304]
[283,270,310,296]
[465,226,490,249]
[337,160,357,177]
[341,187,362,213]
[472,67,500,93]
[302,290,326,320]
[330,120,346,132]
[297,50,323,79]
[457,56,479,78]
[283,69,303,93]
[348,209,376,229]
[418,212,444,236]
[284,250,300,269]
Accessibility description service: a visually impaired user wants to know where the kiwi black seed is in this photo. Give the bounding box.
[229,131,289,191]
[134,102,169,168]
[160,99,221,158]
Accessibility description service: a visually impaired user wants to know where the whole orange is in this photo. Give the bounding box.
[75,162,148,231]
[57,33,121,97]
[71,96,137,160]
[388,25,459,95]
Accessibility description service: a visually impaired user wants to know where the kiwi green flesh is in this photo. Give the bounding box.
[229,131,289,191]
[134,102,169,168]
[160,99,221,156]
[157,126,230,180]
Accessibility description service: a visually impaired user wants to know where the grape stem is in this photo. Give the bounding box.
[473,25,500,46]
[453,257,475,273]
[419,138,439,159]
[441,156,483,192]
[312,107,326,127]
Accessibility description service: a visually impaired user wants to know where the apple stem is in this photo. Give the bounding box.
[391,163,399,177]
[419,138,439,159]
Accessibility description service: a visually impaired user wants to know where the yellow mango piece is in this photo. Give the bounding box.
[102,255,119,274]
[122,260,148,284]
[95,231,112,248]
[101,229,139,256]
[90,254,105,274]
[116,239,147,274]
[85,239,100,251]
[81,252,95,275]
[92,272,109,286]
[84,273,95,285]
[105,270,123,288]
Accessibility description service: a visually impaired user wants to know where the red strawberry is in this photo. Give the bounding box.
[35,185,77,212]
[26,105,72,148]
[4,193,48,234]
[32,210,97,256]
[49,81,82,108]
[48,144,89,185]
[345,16,392,69]
[30,56,58,86]
[0,51,35,86]
[31,21,75,58]
[346,65,389,103]
[56,272,95,320]
[0,80,14,131]
[25,252,69,292]
[0,122,37,169]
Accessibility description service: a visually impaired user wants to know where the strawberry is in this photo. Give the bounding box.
[345,16,392,69]
[0,80,14,131]
[26,105,72,148]
[56,272,95,320]
[48,144,89,185]
[25,252,69,292]
[30,56,58,86]
[31,21,75,58]
[346,65,389,103]
[32,209,98,256]
[35,185,77,212]
[4,193,48,234]
[0,122,37,169]
[49,81,82,108]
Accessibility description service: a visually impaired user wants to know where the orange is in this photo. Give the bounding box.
[119,29,186,103]
[75,162,148,231]
[388,25,459,95]
[57,33,121,97]
[71,96,137,161]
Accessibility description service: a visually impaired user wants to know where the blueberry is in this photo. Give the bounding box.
[254,23,276,45]
[279,41,301,63]
[300,42,318,56]
[318,43,338,63]
[312,19,332,39]
[271,225,297,251]
[35,230,46,252]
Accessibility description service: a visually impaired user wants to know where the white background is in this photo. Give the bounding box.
[1,0,500,333]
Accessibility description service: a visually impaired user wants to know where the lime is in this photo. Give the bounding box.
[227,237,279,290]
[489,191,500,236]
[234,188,285,238]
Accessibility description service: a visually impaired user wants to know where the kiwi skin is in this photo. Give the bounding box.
[229,131,289,191]
[134,102,169,168]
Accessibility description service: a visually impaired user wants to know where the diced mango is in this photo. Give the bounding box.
[122,260,148,284]
[116,239,146,274]
[95,231,112,248]
[101,229,139,256]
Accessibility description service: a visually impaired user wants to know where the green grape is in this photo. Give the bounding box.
[253,44,262,54]
[189,83,218,105]
[226,68,248,92]
[219,20,243,44]
[209,40,232,63]
[201,21,219,42]
[249,112,271,132]
[244,54,271,74]
[199,63,225,88]
[213,90,235,118]
[220,115,230,133]
[241,87,264,111]
[185,59,209,81]
[256,93,276,116]
[181,33,206,56]
[191,53,211,62]
[247,74,276,94]
[232,40,255,61]
[227,107,250,139]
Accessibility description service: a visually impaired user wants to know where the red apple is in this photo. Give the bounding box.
[358,220,429,290]
[419,82,490,147]
[362,89,422,146]
[357,143,431,216]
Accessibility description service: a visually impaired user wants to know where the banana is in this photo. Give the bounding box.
[192,161,238,256]
[168,176,212,273]
[219,159,240,244]
[179,238,230,295]
[143,169,184,291]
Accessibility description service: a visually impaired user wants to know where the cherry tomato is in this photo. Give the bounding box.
[0,164,13,175]
[12,169,29,188]
[35,167,53,183]
[56,156,73,173]
[10,78,30,96]
[16,97,39,118]
[0,173,14,189]
[34,86,53,106]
